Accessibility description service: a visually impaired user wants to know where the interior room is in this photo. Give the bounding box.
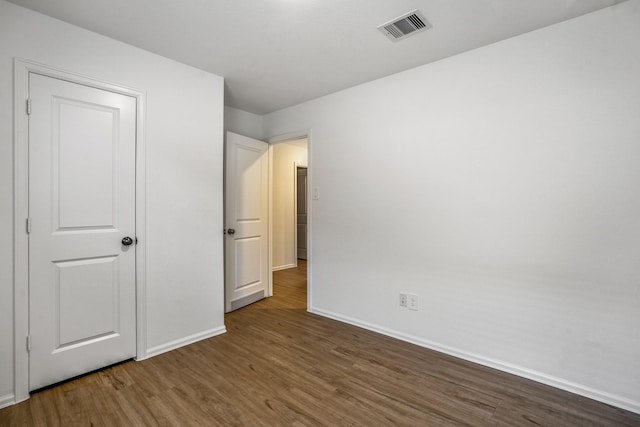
[1,0,639,424]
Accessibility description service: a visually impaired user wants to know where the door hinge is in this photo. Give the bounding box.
[26,217,31,234]
[26,336,31,352]
[26,99,32,116]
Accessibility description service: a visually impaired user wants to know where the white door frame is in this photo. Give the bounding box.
[267,130,312,308]
[12,59,147,403]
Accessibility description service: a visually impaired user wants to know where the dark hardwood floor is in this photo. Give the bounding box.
[2,260,638,426]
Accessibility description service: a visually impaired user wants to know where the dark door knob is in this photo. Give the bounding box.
[122,236,134,246]
[227,228,236,235]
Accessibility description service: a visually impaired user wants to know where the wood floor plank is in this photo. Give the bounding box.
[1,260,639,426]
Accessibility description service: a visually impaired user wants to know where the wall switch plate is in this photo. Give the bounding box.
[312,187,319,200]
[399,293,408,307]
[408,294,418,311]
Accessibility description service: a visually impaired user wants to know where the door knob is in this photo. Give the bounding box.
[122,236,134,246]
[227,228,236,235]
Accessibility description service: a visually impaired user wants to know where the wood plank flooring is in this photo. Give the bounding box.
[2,260,639,426]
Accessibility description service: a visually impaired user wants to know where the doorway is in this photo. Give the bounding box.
[270,137,308,271]
[224,132,310,312]
[269,136,309,308]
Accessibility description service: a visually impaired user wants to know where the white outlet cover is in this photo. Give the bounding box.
[408,294,418,311]
[399,293,408,307]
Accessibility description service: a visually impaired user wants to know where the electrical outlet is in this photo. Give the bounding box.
[408,294,418,311]
[399,293,407,307]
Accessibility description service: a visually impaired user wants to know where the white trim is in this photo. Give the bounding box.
[306,131,313,311]
[143,327,227,360]
[309,306,640,415]
[268,130,309,145]
[13,58,30,405]
[272,263,297,272]
[293,162,298,268]
[0,394,16,410]
[12,58,147,403]
[133,80,148,363]
[267,142,274,297]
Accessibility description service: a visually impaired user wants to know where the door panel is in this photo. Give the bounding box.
[225,132,269,312]
[235,237,262,288]
[57,101,118,229]
[29,73,137,390]
[55,256,118,348]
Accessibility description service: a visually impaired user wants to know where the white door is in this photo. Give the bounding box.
[225,132,269,312]
[28,73,137,390]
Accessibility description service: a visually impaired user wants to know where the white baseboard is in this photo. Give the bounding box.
[141,326,227,360]
[309,306,640,415]
[272,263,296,272]
[0,393,15,409]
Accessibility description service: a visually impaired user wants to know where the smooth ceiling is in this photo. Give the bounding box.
[7,0,625,114]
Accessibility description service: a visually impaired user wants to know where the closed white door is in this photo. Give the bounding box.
[28,73,137,390]
[225,132,269,312]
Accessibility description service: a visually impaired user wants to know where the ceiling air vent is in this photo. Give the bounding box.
[377,10,431,42]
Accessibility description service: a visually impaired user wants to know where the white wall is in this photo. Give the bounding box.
[224,106,264,140]
[272,139,308,270]
[0,0,225,405]
[264,1,640,413]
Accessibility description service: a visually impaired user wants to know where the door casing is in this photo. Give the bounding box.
[12,59,147,404]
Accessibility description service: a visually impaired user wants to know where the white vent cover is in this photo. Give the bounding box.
[377,10,431,42]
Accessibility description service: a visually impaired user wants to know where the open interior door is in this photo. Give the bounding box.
[225,132,269,312]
